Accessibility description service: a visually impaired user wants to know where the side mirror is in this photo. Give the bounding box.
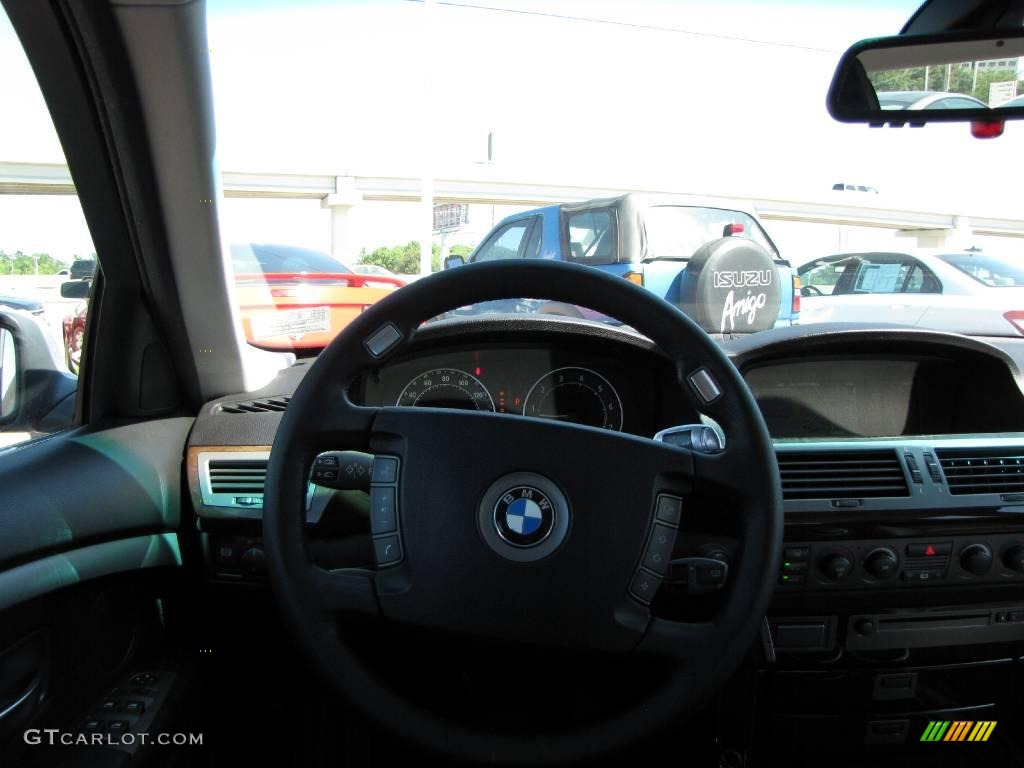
[443,255,466,270]
[0,311,77,443]
[60,280,91,299]
[0,328,18,423]
[828,29,1024,126]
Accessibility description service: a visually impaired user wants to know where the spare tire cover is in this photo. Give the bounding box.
[678,237,781,333]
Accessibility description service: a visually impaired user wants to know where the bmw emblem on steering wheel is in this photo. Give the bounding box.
[494,486,555,547]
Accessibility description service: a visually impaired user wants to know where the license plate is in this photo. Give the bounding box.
[250,306,331,340]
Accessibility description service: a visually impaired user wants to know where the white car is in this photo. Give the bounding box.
[878,91,989,110]
[798,250,1024,336]
[351,263,406,284]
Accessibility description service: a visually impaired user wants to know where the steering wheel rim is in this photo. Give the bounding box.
[263,260,782,764]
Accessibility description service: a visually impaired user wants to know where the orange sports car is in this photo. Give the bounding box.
[230,243,404,351]
[63,244,404,371]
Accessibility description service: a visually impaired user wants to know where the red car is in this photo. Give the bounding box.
[61,301,87,375]
[61,243,403,372]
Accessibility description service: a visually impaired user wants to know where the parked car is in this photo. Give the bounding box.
[798,250,1024,335]
[60,244,405,367]
[351,263,406,284]
[878,91,989,110]
[231,243,404,351]
[0,294,45,319]
[68,257,96,280]
[445,194,799,334]
[61,300,87,374]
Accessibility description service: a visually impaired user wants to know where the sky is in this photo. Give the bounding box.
[1,0,1022,264]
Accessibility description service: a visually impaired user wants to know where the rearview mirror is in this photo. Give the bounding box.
[60,279,91,299]
[828,29,1024,125]
[443,255,466,270]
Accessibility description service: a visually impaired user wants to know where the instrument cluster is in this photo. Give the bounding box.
[356,343,669,435]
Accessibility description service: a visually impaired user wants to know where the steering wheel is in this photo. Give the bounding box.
[802,284,824,296]
[263,260,782,764]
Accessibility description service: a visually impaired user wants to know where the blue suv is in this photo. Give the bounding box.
[445,194,799,333]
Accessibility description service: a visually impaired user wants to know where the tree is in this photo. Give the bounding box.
[0,250,69,275]
[358,241,475,274]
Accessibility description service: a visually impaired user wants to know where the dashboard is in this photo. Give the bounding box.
[185,319,1024,755]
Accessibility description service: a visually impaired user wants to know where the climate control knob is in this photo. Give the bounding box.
[1002,545,1024,573]
[820,553,852,582]
[960,544,993,576]
[864,548,898,580]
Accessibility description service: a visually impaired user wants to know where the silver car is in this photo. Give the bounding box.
[798,250,1024,336]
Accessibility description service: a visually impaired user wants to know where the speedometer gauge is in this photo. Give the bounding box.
[523,367,623,430]
[397,368,495,411]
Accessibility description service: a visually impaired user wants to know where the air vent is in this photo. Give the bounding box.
[197,451,270,509]
[935,448,1024,495]
[216,396,290,415]
[776,449,909,500]
[208,459,267,494]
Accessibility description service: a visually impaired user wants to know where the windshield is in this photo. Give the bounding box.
[940,253,1024,287]
[644,206,778,261]
[6,0,1024,355]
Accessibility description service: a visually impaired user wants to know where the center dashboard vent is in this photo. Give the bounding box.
[935,448,1024,495]
[776,449,909,500]
[215,396,291,415]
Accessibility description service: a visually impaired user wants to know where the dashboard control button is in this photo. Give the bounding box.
[123,700,145,715]
[778,573,806,585]
[101,699,117,712]
[370,487,398,534]
[864,548,898,579]
[364,323,402,358]
[213,540,240,567]
[371,456,399,484]
[107,721,130,735]
[820,553,852,582]
[904,453,923,484]
[784,546,810,560]
[654,495,683,526]
[83,719,104,733]
[922,452,943,483]
[782,560,808,573]
[642,524,676,575]
[854,618,876,636]
[696,562,727,586]
[373,535,402,567]
[1002,544,1024,573]
[902,568,943,582]
[629,569,661,604]
[960,544,993,576]
[239,546,267,578]
[687,368,721,403]
[906,542,951,557]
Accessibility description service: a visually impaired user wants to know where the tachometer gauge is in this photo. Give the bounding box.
[523,367,623,430]
[397,368,495,411]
